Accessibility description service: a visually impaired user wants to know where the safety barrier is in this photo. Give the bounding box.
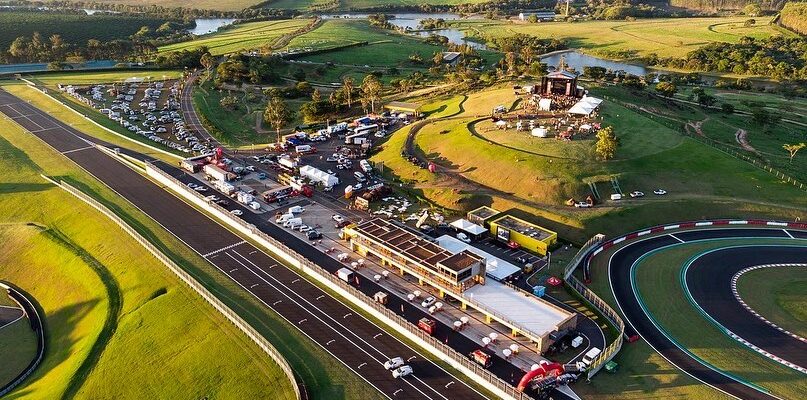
[51,178,306,400]
[561,234,625,378]
[0,282,45,397]
[143,161,539,400]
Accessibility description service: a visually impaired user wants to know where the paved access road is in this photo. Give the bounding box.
[0,89,487,400]
[180,71,219,147]
[605,227,807,400]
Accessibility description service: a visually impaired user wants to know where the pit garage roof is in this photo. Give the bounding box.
[464,279,573,336]
[450,219,488,236]
[353,219,455,269]
[437,235,521,281]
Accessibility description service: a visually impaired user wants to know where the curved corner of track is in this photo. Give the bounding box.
[584,220,807,400]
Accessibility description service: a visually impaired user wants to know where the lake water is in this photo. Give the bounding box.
[541,51,647,76]
[321,12,486,49]
[189,18,237,36]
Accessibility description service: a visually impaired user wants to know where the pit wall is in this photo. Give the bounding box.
[143,161,540,400]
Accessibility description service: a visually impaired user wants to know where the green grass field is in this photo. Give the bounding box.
[453,16,793,59]
[634,240,807,400]
[372,84,806,242]
[159,19,313,55]
[0,118,296,399]
[0,294,38,390]
[27,70,182,86]
[0,82,384,400]
[674,86,807,125]
[736,266,807,338]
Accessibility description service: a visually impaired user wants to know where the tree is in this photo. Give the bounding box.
[433,52,443,66]
[519,45,535,65]
[200,52,215,75]
[655,81,677,97]
[342,76,354,108]
[783,143,805,163]
[595,126,618,160]
[264,96,294,144]
[361,74,382,114]
[505,51,517,74]
[721,103,735,114]
[220,95,238,111]
[743,3,762,17]
[311,88,321,103]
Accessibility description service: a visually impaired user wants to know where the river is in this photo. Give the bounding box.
[189,18,237,35]
[540,51,647,76]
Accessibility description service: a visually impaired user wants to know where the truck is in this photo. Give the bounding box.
[278,155,297,171]
[214,180,235,195]
[336,267,354,283]
[288,205,305,214]
[283,217,303,229]
[328,122,348,134]
[359,159,372,174]
[204,164,235,182]
[295,144,316,154]
[469,349,492,368]
[582,347,601,367]
[417,318,436,336]
[236,191,254,204]
[374,291,388,305]
[262,185,293,203]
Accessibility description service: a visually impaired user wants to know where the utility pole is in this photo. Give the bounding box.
[566,0,570,18]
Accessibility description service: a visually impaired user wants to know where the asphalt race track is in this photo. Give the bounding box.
[0,89,488,400]
[604,227,807,400]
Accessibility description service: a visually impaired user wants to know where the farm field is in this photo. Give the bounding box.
[372,84,806,242]
[264,0,489,10]
[289,20,444,67]
[634,240,807,400]
[452,16,793,59]
[0,10,180,49]
[736,266,807,338]
[159,19,314,56]
[0,118,295,399]
[0,82,384,400]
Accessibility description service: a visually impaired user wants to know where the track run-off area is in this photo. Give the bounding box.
[588,223,807,400]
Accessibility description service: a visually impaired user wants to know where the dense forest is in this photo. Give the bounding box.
[779,1,807,34]
[646,36,807,80]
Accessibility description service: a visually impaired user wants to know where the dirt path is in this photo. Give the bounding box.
[735,128,759,154]
[685,118,708,137]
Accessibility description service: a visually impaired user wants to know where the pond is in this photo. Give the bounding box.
[189,18,237,36]
[321,12,486,49]
[540,51,647,76]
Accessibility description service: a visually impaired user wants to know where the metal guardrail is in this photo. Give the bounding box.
[54,179,306,400]
[0,282,45,397]
[145,162,539,400]
[560,234,625,378]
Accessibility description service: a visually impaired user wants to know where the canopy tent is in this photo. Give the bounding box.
[299,165,339,187]
[450,219,488,237]
[567,96,603,116]
[538,98,552,111]
[531,127,548,137]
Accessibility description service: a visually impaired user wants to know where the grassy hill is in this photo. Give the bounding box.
[0,116,296,399]
[779,1,807,34]
[159,18,313,55]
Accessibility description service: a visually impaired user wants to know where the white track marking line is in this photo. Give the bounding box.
[202,240,246,257]
[783,229,794,239]
[669,234,685,243]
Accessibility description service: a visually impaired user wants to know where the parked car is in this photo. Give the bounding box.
[629,191,645,198]
[653,189,667,195]
[457,232,471,243]
[230,209,243,216]
[307,230,322,240]
[421,296,436,308]
[332,214,345,224]
[574,201,592,208]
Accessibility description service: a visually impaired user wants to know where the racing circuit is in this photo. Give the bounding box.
[593,225,807,400]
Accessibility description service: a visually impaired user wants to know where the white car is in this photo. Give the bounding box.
[332,214,345,224]
[392,365,413,379]
[421,296,436,308]
[384,357,405,370]
[457,232,471,243]
[574,202,592,208]
[230,209,243,216]
[299,225,312,233]
[629,191,645,198]
[654,189,667,195]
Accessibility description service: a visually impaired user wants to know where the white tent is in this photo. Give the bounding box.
[531,127,548,137]
[538,98,552,111]
[299,165,339,187]
[568,96,603,116]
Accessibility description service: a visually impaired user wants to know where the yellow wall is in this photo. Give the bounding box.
[490,219,557,256]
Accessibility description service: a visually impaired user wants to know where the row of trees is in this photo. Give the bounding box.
[645,36,807,81]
